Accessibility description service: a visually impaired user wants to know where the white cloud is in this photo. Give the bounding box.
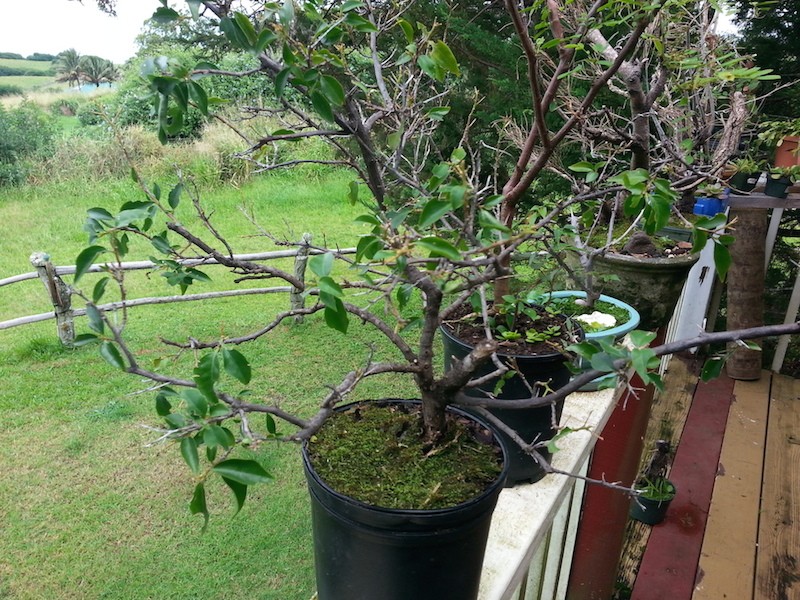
[0,0,156,64]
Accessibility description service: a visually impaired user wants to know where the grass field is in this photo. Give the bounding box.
[0,58,53,72]
[0,75,58,91]
[0,170,416,599]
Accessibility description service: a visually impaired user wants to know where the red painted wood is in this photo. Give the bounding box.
[566,369,656,600]
[630,373,737,600]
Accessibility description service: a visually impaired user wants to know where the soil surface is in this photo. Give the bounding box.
[442,303,579,356]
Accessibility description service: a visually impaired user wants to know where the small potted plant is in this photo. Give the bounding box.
[765,165,800,198]
[532,290,641,390]
[759,119,800,168]
[727,157,764,193]
[629,477,677,525]
[440,292,584,484]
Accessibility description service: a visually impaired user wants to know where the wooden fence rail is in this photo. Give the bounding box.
[1,238,357,346]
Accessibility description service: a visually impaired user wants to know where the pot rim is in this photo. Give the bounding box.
[302,398,510,517]
[542,291,641,339]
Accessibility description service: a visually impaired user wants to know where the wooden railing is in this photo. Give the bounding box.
[0,239,356,345]
[479,385,619,600]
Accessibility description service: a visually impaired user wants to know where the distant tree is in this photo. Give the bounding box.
[78,55,119,87]
[26,52,58,62]
[733,0,800,118]
[0,52,24,59]
[55,48,82,87]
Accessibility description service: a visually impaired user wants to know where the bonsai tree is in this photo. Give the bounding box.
[75,0,800,520]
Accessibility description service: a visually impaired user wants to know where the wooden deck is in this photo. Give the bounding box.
[620,365,800,599]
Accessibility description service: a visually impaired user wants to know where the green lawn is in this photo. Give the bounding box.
[0,171,416,599]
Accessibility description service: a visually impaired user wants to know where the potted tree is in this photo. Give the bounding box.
[71,0,800,598]
[440,293,584,484]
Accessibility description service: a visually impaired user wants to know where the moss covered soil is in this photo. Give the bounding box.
[306,401,504,510]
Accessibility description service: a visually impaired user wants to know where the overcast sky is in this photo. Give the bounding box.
[0,1,155,64]
[0,1,739,66]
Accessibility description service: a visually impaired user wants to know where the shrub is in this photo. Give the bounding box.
[0,101,57,186]
[0,84,23,97]
[50,97,80,116]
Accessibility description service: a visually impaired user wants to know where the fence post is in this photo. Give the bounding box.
[30,252,75,347]
[291,233,312,323]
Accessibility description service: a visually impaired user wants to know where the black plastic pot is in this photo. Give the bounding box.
[302,400,508,600]
[765,175,792,199]
[629,491,675,526]
[728,170,761,193]
[440,325,574,485]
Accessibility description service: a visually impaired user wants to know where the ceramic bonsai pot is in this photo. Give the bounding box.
[543,291,641,390]
[588,252,699,330]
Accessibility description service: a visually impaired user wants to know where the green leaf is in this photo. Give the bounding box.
[189,483,209,531]
[311,90,335,122]
[430,41,459,76]
[478,210,511,233]
[419,200,451,228]
[589,352,616,372]
[397,18,414,43]
[424,106,450,121]
[181,437,201,474]
[318,276,343,299]
[194,352,220,402]
[701,356,725,382]
[356,235,382,261]
[73,333,99,347]
[233,12,258,46]
[417,54,442,81]
[74,245,106,283]
[155,392,172,416]
[91,277,109,304]
[275,67,291,98]
[151,232,172,255]
[322,295,349,333]
[99,341,125,370]
[152,6,180,23]
[213,459,273,485]
[320,75,345,106]
[416,237,461,261]
[280,0,295,27]
[309,252,334,277]
[86,304,104,335]
[222,347,252,385]
[628,330,657,348]
[222,476,248,515]
[204,425,235,449]
[265,414,277,435]
[713,242,732,282]
[182,388,209,419]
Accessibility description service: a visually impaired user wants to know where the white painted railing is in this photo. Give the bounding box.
[479,386,619,599]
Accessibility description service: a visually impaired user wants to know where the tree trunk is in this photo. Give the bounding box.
[726,207,766,380]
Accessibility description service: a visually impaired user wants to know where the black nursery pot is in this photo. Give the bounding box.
[765,175,792,199]
[728,170,760,193]
[302,400,509,600]
[440,326,574,485]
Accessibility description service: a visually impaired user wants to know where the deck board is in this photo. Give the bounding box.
[693,375,770,599]
[630,374,736,600]
[755,374,800,599]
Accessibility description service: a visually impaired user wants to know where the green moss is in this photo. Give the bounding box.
[546,297,632,333]
[307,402,504,509]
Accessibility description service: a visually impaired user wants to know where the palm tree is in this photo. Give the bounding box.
[55,49,82,88]
[78,55,118,87]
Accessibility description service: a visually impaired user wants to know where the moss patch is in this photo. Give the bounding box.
[545,297,632,333]
[306,402,503,509]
